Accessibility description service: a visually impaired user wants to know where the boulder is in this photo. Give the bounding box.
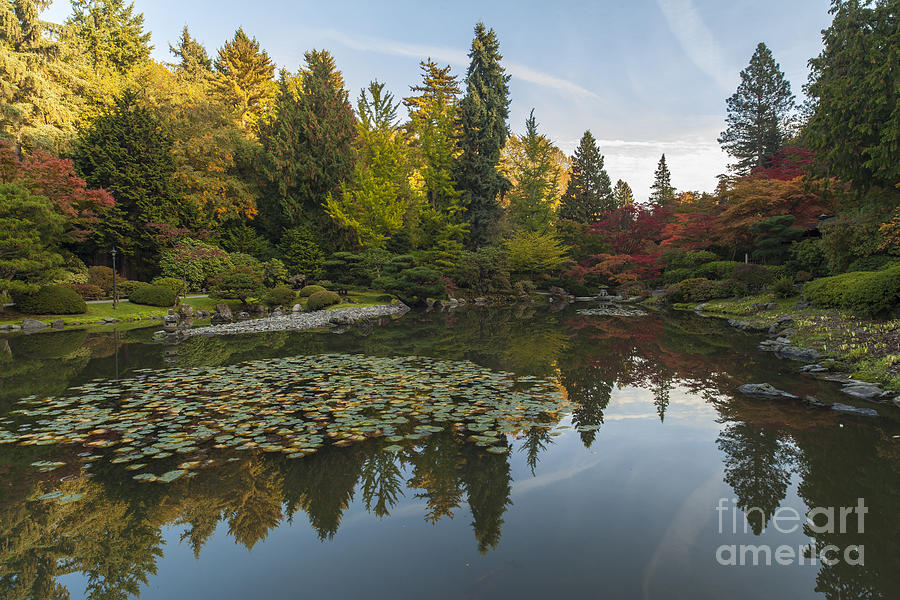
[0,324,11,331]
[51,320,65,329]
[831,403,879,417]
[210,312,231,325]
[804,395,829,409]
[737,383,800,401]
[841,383,885,402]
[270,308,284,318]
[775,345,821,362]
[474,297,488,305]
[236,311,251,321]
[21,319,47,331]
[102,318,117,324]
[178,304,194,319]
[292,304,302,313]
[215,304,233,320]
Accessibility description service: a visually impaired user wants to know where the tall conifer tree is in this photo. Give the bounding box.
[67,0,152,74]
[613,179,634,207]
[169,26,211,78]
[718,42,795,174]
[213,28,276,133]
[558,130,612,223]
[455,22,510,248]
[650,154,675,205]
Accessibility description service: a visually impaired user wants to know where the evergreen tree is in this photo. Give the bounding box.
[558,130,612,223]
[501,110,564,233]
[169,25,211,78]
[804,0,899,192]
[0,182,66,295]
[404,59,466,246]
[0,0,85,152]
[66,0,152,74]
[213,27,276,133]
[326,80,420,248]
[73,89,181,273]
[718,42,795,174]
[613,179,634,207]
[258,50,356,233]
[650,154,675,205]
[455,22,511,248]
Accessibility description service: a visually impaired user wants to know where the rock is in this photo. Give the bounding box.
[804,395,830,408]
[799,363,828,373]
[292,304,302,313]
[51,320,65,329]
[0,324,11,331]
[775,346,821,362]
[793,300,811,310]
[448,297,459,308]
[178,304,194,319]
[236,311,251,321]
[210,312,231,325]
[766,303,777,310]
[425,298,436,309]
[737,383,800,401]
[215,304,233,320]
[831,403,879,417]
[102,318,117,324]
[474,297,488,305]
[270,308,284,318]
[248,303,267,315]
[575,296,596,302]
[21,319,47,331]
[197,310,210,319]
[9,325,21,331]
[841,383,885,402]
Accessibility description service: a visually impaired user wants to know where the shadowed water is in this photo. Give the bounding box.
[1,304,898,600]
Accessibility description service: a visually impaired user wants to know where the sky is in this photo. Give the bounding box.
[45,0,833,200]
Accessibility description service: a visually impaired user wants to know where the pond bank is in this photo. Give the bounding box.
[179,302,411,338]
[660,293,900,405]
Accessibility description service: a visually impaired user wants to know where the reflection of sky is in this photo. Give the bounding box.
[43,0,833,199]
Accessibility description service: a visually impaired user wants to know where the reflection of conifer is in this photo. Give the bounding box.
[360,451,405,518]
[460,444,512,554]
[408,431,465,524]
[224,461,284,550]
[558,365,613,447]
[520,427,553,476]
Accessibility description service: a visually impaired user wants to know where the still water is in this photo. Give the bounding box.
[1,304,897,599]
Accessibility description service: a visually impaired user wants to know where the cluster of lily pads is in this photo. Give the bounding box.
[1,354,567,483]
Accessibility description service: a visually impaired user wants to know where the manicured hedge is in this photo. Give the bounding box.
[13,285,87,315]
[664,278,733,303]
[299,285,327,297]
[129,284,177,307]
[151,277,188,297]
[803,266,900,315]
[306,290,341,311]
[67,283,105,300]
[691,261,740,281]
[263,285,296,307]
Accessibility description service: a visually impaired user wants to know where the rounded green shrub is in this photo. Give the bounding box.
[299,285,327,297]
[730,264,777,294]
[263,285,296,307]
[67,283,105,300]
[771,276,795,299]
[87,265,116,293]
[692,261,740,281]
[129,285,176,307]
[847,255,900,272]
[211,272,263,304]
[803,266,900,315]
[306,290,341,311]
[151,277,188,298]
[13,285,87,314]
[664,278,733,303]
[115,280,146,298]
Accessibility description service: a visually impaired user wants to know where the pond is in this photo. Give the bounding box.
[1,304,898,599]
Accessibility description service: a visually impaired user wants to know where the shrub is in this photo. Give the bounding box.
[665,249,719,270]
[13,285,87,314]
[794,271,812,283]
[211,272,263,305]
[159,240,233,291]
[504,231,570,278]
[87,265,116,293]
[229,253,263,277]
[263,285,296,307]
[514,279,537,296]
[450,247,511,295]
[322,252,370,287]
[374,265,446,305]
[729,264,776,295]
[151,277,188,298]
[306,290,341,311]
[771,276,795,299]
[300,285,327,297]
[129,285,177,307]
[692,260,740,281]
[663,278,733,303]
[803,266,900,315]
[67,283,105,300]
[788,239,829,277]
[278,227,324,276]
[847,255,900,272]
[662,267,695,285]
[263,259,288,287]
[115,280,146,298]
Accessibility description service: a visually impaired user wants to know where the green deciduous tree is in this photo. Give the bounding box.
[0,182,65,295]
[558,130,612,223]
[326,81,421,248]
[718,42,795,174]
[650,154,675,205]
[504,229,570,278]
[212,27,276,134]
[500,110,567,233]
[66,0,152,74]
[455,23,511,247]
[259,50,357,233]
[804,0,899,193]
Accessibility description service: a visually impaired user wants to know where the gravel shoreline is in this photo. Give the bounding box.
[180,303,410,338]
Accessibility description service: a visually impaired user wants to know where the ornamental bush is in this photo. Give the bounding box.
[115,280,146,298]
[846,255,900,272]
[13,285,87,314]
[159,240,233,291]
[263,285,296,308]
[299,285,327,297]
[306,290,341,311]
[663,278,733,303]
[278,227,324,276]
[803,266,900,315]
[87,266,116,293]
[771,276,796,299]
[129,285,176,307]
[692,261,740,281]
[67,283,105,300]
[151,277,188,298]
[211,272,263,305]
[729,264,777,295]
[373,265,446,306]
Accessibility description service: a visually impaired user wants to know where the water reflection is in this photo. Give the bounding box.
[1,305,898,599]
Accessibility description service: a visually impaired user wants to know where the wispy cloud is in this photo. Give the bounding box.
[656,0,735,91]
[319,29,601,101]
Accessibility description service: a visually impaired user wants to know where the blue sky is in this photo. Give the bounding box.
[45,0,832,199]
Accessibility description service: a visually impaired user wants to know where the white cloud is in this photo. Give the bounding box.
[656,0,736,91]
[319,29,601,101]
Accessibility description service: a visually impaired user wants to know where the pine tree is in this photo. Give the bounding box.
[718,42,795,174]
[258,50,356,233]
[501,110,565,233]
[213,28,276,133]
[804,0,899,192]
[169,26,211,78]
[67,0,152,74]
[558,130,612,223]
[613,179,634,207]
[650,154,675,205]
[404,59,466,246]
[455,22,511,248]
